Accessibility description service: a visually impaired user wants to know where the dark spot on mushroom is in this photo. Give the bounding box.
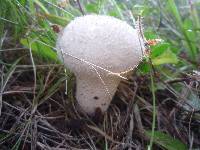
[93,96,99,100]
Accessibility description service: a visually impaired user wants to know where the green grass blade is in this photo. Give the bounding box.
[167,0,182,27]
[167,0,198,60]
[145,130,187,150]
[1,57,21,91]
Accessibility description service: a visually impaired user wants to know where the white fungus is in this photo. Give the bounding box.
[56,15,144,115]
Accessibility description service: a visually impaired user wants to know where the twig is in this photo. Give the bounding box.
[77,0,85,15]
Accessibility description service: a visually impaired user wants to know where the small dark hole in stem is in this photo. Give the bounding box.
[93,96,99,100]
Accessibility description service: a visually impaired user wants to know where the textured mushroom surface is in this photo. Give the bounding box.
[56,15,144,115]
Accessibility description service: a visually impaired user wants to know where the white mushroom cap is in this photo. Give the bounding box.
[56,15,144,115]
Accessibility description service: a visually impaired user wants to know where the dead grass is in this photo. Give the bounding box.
[0,1,200,149]
[0,49,200,149]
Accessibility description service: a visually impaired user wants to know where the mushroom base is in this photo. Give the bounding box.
[76,75,121,115]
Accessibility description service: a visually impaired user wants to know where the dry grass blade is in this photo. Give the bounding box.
[0,58,21,116]
[87,125,121,144]
[1,0,200,149]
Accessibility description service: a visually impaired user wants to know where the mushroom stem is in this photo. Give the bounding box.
[76,74,121,115]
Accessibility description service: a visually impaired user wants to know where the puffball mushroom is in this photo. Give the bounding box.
[56,15,144,115]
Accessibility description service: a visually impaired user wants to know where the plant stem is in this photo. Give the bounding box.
[77,0,85,15]
[148,63,156,150]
